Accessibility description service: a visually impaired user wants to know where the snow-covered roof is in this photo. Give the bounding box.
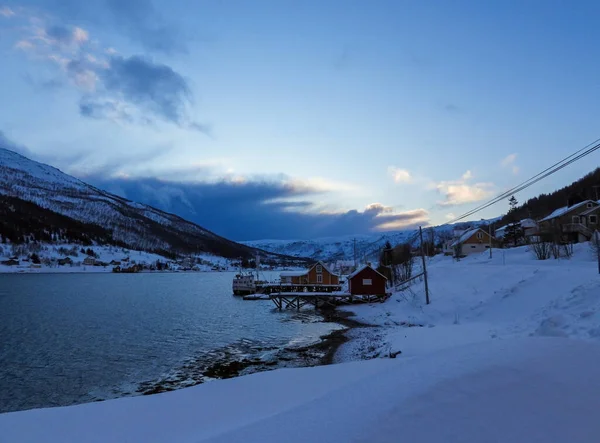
[348,264,387,280]
[581,205,600,216]
[495,218,537,235]
[280,270,308,277]
[450,228,485,248]
[540,200,598,222]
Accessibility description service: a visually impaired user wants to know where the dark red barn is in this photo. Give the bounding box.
[348,265,388,296]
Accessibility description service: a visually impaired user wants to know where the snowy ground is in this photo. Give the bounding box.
[2,243,600,442]
[337,242,600,361]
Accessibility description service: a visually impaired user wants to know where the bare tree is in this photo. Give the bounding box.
[530,237,552,260]
[392,243,413,283]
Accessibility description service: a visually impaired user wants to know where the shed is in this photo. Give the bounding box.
[348,265,387,296]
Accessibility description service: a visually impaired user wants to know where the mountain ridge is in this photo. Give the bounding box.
[0,148,294,261]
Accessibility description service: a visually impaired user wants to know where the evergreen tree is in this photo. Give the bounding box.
[504,196,524,247]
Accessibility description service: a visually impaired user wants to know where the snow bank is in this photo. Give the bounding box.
[3,338,600,442]
[339,243,600,359]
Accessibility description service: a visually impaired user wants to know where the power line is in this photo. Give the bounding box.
[445,138,600,226]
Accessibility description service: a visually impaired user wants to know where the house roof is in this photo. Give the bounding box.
[280,270,308,277]
[495,219,537,235]
[309,260,339,277]
[450,228,487,248]
[580,205,600,216]
[348,264,388,280]
[539,200,599,222]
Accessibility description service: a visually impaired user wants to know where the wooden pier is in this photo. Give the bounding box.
[257,283,343,294]
[268,292,390,310]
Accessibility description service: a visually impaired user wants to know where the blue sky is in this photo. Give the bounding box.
[1,0,600,240]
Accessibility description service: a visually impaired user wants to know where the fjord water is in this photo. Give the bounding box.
[0,272,340,413]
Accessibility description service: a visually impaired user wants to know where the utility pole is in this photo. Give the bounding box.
[419,226,430,305]
[489,223,493,259]
[353,238,357,270]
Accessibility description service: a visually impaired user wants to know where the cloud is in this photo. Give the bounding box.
[45,24,88,46]
[0,131,33,157]
[88,55,197,128]
[10,13,206,131]
[445,213,456,221]
[82,174,429,240]
[0,6,15,17]
[17,0,186,54]
[104,0,187,54]
[388,166,412,183]
[432,170,495,207]
[500,153,519,175]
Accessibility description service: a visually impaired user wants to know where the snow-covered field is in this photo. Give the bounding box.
[0,243,233,273]
[2,243,600,442]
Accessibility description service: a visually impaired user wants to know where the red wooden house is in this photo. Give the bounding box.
[348,265,388,296]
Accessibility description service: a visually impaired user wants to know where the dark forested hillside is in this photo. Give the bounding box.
[494,167,600,227]
[0,195,123,246]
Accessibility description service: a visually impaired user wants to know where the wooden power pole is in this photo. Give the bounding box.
[419,226,430,305]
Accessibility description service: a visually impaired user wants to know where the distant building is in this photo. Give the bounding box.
[446,228,497,256]
[83,257,96,266]
[280,261,340,286]
[332,259,355,275]
[538,200,600,243]
[495,219,539,240]
[348,265,388,296]
[1,259,19,266]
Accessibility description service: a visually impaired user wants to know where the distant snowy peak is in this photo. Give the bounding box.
[243,220,497,262]
[0,148,259,259]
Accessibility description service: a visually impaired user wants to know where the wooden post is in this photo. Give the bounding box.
[489,223,493,259]
[419,226,430,305]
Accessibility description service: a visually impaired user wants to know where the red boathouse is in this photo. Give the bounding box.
[348,264,388,296]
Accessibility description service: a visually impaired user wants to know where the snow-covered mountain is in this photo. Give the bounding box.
[0,148,277,260]
[243,219,498,262]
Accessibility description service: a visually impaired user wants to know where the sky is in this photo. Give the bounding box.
[1,0,600,241]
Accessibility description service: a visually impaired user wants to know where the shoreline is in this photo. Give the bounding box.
[136,308,373,397]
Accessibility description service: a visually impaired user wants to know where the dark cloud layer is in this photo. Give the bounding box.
[86,176,428,241]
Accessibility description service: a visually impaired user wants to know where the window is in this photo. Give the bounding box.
[477,232,483,240]
[317,274,323,283]
[316,265,323,273]
[572,215,581,224]
[590,215,598,225]
[363,278,372,285]
[587,203,593,208]
[471,245,477,248]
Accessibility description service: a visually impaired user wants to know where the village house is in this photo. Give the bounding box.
[348,264,388,296]
[280,261,340,286]
[494,218,539,241]
[538,199,600,243]
[445,228,497,257]
[331,259,355,275]
[57,257,73,266]
[82,256,96,266]
[1,258,19,266]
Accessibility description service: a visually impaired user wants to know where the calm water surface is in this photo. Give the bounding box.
[0,272,340,413]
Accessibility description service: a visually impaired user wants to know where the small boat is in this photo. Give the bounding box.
[232,271,258,295]
[232,254,268,295]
